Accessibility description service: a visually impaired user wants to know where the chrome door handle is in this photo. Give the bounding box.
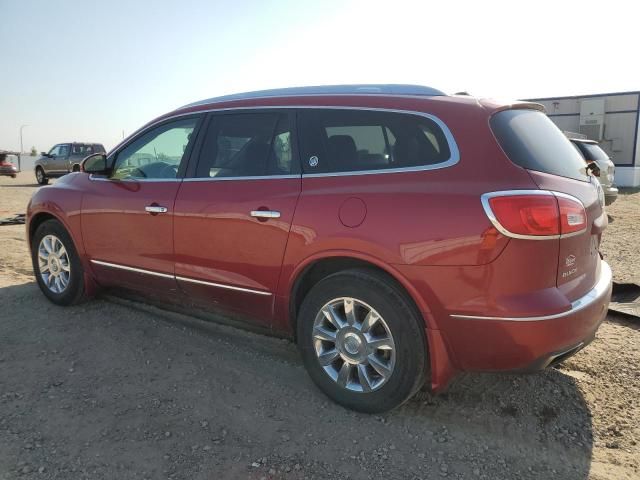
[250,210,281,219]
[145,205,168,214]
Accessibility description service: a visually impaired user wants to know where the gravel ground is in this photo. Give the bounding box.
[0,171,638,480]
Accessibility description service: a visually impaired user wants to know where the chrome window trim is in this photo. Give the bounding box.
[175,276,272,296]
[182,174,299,182]
[480,190,587,241]
[108,106,460,180]
[89,175,182,183]
[90,259,272,296]
[450,261,611,322]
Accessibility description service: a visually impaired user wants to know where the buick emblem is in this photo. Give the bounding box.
[308,156,319,167]
[565,254,576,267]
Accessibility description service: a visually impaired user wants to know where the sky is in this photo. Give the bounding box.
[1,0,639,153]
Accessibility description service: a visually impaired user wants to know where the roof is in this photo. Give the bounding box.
[184,84,447,108]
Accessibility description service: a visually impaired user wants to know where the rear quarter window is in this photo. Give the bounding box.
[298,109,452,174]
[491,109,589,182]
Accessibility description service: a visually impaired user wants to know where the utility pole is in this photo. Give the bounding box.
[19,124,29,172]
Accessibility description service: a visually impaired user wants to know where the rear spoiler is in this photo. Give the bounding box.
[478,98,546,114]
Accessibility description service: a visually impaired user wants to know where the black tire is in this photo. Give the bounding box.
[31,219,85,306]
[72,164,80,172]
[35,167,49,185]
[297,268,427,413]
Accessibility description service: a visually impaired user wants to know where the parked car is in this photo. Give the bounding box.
[0,153,18,178]
[34,142,105,185]
[569,137,618,205]
[26,85,612,412]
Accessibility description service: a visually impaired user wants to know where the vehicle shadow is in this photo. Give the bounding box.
[0,282,594,479]
[0,182,41,188]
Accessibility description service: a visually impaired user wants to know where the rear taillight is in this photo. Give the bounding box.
[557,195,587,234]
[481,191,586,239]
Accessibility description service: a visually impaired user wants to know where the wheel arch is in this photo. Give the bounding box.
[28,211,79,254]
[287,252,433,338]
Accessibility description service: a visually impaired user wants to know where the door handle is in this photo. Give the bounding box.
[145,205,168,214]
[250,210,281,219]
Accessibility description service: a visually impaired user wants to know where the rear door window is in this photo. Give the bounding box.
[195,112,294,178]
[298,109,451,174]
[491,109,589,182]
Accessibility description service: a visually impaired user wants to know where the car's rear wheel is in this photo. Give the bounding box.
[31,219,85,305]
[297,268,427,413]
[72,164,80,172]
[35,167,49,185]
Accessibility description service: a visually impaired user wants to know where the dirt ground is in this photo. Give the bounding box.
[0,171,638,480]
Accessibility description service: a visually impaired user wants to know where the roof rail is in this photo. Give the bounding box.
[184,84,446,108]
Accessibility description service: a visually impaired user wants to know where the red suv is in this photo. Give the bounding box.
[27,85,612,412]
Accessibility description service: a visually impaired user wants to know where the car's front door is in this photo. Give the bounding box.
[173,110,301,325]
[82,115,202,293]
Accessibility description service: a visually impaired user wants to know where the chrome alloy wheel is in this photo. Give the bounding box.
[36,168,44,183]
[312,297,396,392]
[38,234,71,294]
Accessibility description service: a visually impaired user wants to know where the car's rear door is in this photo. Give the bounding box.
[82,115,203,293]
[173,110,301,325]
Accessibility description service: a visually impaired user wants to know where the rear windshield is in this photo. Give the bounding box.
[574,142,609,162]
[491,109,588,182]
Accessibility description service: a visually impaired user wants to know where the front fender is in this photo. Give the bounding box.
[27,174,85,255]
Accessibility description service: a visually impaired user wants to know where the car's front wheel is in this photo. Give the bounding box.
[35,167,49,185]
[31,219,85,305]
[298,268,427,413]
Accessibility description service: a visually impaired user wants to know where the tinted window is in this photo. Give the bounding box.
[298,110,451,173]
[112,117,199,180]
[491,109,588,182]
[71,144,97,156]
[196,113,292,178]
[574,142,609,162]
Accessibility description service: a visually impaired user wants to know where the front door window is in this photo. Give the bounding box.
[111,118,199,180]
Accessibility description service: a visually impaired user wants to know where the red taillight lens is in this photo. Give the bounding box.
[484,192,586,238]
[557,196,587,234]
[488,195,560,236]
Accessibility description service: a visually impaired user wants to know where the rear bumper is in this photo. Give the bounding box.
[445,261,612,372]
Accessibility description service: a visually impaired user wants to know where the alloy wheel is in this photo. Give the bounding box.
[38,234,71,293]
[312,297,396,392]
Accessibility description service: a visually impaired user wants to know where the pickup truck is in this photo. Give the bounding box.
[34,143,105,185]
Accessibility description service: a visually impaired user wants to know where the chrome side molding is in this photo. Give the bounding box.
[89,259,272,296]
